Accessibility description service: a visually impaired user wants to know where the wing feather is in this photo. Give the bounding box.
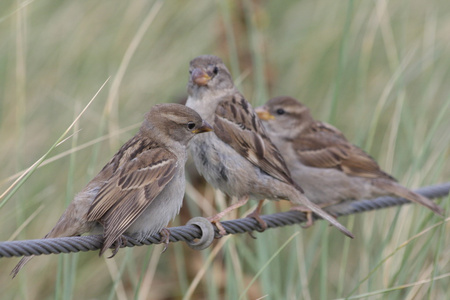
[214,94,295,186]
[294,121,394,180]
[87,148,178,253]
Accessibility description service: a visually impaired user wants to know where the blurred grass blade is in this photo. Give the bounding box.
[328,0,353,124]
[0,0,34,24]
[347,217,449,297]
[7,204,44,241]
[337,272,450,300]
[183,237,231,300]
[365,47,416,151]
[239,232,300,300]
[105,0,163,149]
[1,122,140,186]
[0,77,110,209]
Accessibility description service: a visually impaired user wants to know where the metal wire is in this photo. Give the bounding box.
[1,182,448,258]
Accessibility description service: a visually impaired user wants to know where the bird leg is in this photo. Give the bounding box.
[290,206,315,228]
[246,200,267,232]
[290,202,339,228]
[159,228,171,253]
[108,235,128,258]
[207,196,250,236]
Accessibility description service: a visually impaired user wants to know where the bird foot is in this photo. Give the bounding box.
[206,196,250,237]
[290,206,315,228]
[290,206,338,228]
[108,235,128,258]
[246,211,267,232]
[207,216,227,237]
[159,228,171,253]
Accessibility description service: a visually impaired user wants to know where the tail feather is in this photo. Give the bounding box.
[10,256,34,278]
[10,230,56,277]
[375,180,444,216]
[293,190,354,238]
[11,230,54,278]
[10,209,92,278]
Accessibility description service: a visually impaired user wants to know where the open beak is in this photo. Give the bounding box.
[191,68,211,86]
[255,106,275,120]
[192,120,213,134]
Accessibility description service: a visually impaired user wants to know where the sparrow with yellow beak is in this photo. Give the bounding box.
[256,96,444,224]
[185,55,354,238]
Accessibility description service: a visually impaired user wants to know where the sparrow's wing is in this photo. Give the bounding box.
[87,147,177,254]
[214,94,296,186]
[294,121,394,180]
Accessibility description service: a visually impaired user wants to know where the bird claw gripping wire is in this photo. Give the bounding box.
[1,183,448,258]
[186,217,216,250]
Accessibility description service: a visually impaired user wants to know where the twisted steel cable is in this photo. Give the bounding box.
[1,182,448,258]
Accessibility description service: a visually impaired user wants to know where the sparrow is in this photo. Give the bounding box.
[11,103,213,277]
[185,55,354,238]
[255,96,444,223]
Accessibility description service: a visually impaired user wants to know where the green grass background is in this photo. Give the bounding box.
[1,0,449,299]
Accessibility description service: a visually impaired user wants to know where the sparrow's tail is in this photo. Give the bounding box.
[10,256,34,278]
[290,188,355,239]
[375,180,444,216]
[10,230,56,278]
[10,205,91,278]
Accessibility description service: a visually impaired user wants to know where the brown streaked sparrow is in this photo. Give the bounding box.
[11,103,213,277]
[255,96,444,223]
[185,55,354,238]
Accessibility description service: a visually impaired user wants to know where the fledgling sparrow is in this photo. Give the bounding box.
[255,96,444,222]
[185,55,353,238]
[11,103,213,277]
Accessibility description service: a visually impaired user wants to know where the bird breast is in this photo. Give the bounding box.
[125,165,186,240]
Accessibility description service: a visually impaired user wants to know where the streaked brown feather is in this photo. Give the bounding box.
[293,121,395,180]
[260,96,443,217]
[11,103,208,277]
[87,145,177,254]
[214,94,295,186]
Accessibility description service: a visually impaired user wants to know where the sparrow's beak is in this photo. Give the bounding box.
[255,106,275,120]
[192,120,213,134]
[191,68,211,86]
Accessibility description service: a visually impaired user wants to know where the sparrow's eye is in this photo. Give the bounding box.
[189,70,193,74]
[213,66,219,75]
[187,122,196,130]
[276,108,285,115]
